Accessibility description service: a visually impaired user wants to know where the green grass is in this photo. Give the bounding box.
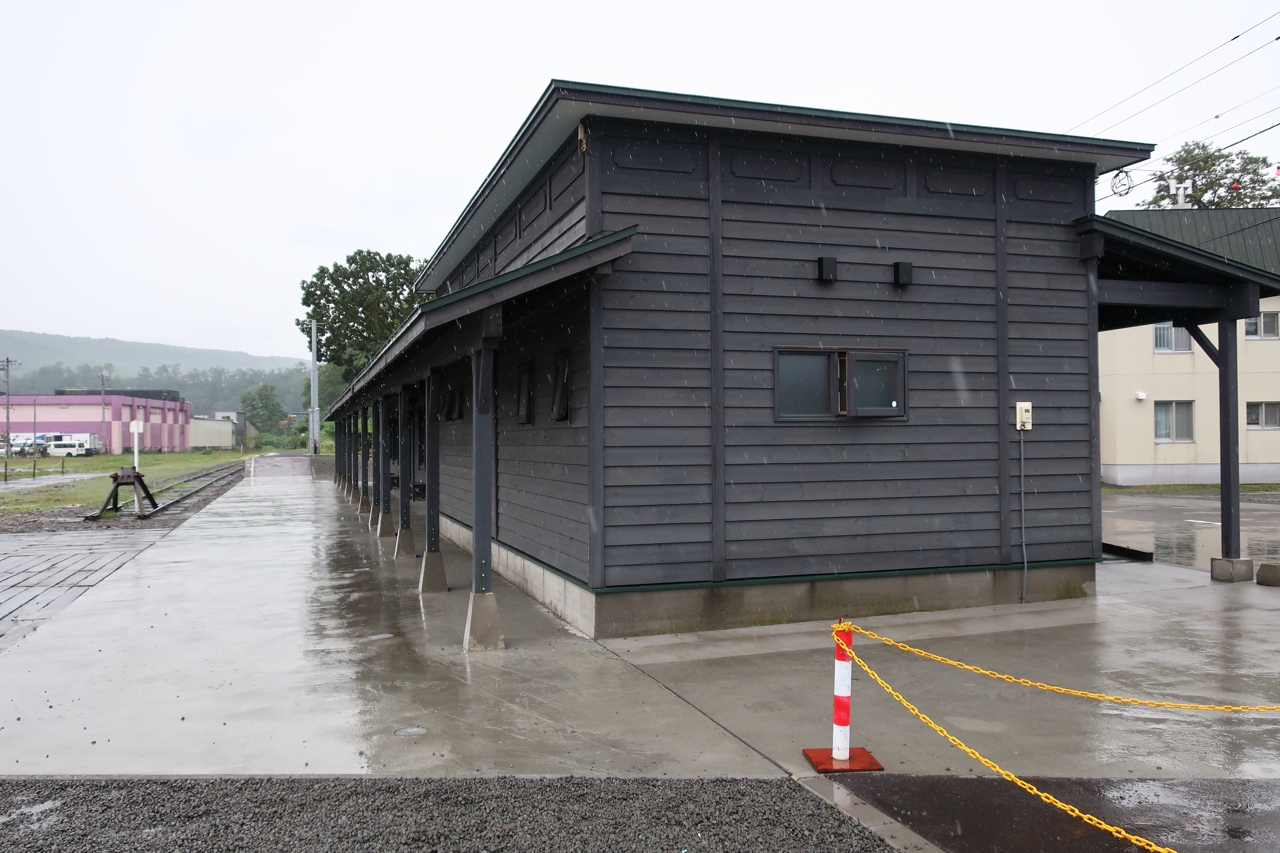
[0,450,258,515]
[1102,482,1280,495]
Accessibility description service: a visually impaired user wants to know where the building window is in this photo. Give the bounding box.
[1245,312,1279,339]
[517,363,534,425]
[1247,402,1280,429]
[775,349,906,420]
[551,352,571,422]
[1155,400,1194,442]
[1153,322,1191,352]
[443,388,465,422]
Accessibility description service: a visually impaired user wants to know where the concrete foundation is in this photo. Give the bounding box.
[464,592,504,651]
[418,550,448,593]
[438,515,1096,639]
[1211,557,1255,583]
[394,526,416,559]
[1257,563,1280,587]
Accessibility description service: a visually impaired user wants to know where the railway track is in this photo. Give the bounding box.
[84,461,245,521]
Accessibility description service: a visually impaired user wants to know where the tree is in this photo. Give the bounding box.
[296,250,424,382]
[1143,141,1280,209]
[240,384,288,434]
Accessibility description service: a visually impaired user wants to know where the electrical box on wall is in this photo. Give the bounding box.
[1016,401,1033,431]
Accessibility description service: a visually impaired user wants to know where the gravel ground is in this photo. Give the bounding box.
[0,777,891,853]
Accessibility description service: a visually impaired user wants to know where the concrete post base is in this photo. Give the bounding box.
[375,510,394,537]
[358,496,371,512]
[418,550,448,593]
[464,592,504,651]
[394,526,416,559]
[1211,558,1255,583]
[1256,563,1280,587]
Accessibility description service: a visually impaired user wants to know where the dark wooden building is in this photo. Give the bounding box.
[327,82,1280,645]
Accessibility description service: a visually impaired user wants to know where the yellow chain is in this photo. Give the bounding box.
[830,623,1177,853]
[838,622,1280,713]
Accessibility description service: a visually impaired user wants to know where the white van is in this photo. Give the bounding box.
[46,440,86,458]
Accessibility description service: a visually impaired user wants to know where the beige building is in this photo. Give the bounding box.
[1101,209,1280,485]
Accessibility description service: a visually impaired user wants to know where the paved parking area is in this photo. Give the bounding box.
[1102,492,1280,568]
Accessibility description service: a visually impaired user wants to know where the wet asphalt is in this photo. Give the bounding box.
[0,777,892,853]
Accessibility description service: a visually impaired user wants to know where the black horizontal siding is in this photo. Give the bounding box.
[599,140,714,585]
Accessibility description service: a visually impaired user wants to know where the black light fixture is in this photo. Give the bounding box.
[818,256,838,282]
[893,262,912,288]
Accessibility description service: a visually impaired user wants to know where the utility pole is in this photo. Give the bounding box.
[99,373,111,454]
[2,357,20,483]
[310,320,320,455]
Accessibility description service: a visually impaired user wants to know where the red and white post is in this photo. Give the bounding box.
[832,623,853,760]
[802,620,882,773]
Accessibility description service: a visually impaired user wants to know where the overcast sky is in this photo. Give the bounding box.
[3,1,1278,361]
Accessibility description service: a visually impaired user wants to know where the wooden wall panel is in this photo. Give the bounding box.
[494,286,592,582]
[438,136,588,297]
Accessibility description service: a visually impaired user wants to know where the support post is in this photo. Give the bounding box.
[376,395,393,536]
[1218,319,1241,560]
[394,384,416,557]
[419,372,447,592]
[359,406,370,511]
[464,346,503,650]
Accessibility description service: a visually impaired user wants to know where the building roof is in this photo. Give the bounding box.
[415,80,1154,295]
[1106,208,1280,276]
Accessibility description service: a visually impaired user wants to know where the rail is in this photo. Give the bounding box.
[84,461,245,521]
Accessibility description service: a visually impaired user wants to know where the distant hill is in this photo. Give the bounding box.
[0,329,303,376]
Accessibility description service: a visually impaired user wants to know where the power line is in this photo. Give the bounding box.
[1199,104,1280,145]
[1065,10,1280,133]
[1156,83,1280,144]
[1193,211,1280,246]
[1093,35,1280,136]
[1097,119,1280,202]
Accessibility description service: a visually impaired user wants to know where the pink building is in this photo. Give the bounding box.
[2,391,192,454]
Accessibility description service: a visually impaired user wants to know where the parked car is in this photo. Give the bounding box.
[46,440,87,458]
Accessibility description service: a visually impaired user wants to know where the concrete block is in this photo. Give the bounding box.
[393,527,416,559]
[464,592,504,651]
[1211,558,1255,583]
[1256,563,1280,587]
[375,510,394,537]
[419,551,448,593]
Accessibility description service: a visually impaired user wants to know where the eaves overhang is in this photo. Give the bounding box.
[414,80,1154,296]
[327,226,636,419]
[1076,215,1280,296]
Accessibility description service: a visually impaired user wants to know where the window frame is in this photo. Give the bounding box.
[1153,322,1192,353]
[551,351,571,422]
[1245,312,1279,340]
[1154,400,1194,443]
[1247,401,1280,430]
[773,346,908,422]
[516,362,534,425]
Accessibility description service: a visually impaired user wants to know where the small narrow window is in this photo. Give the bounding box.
[517,363,534,425]
[551,352,571,422]
[1154,322,1191,352]
[1248,402,1280,429]
[1155,400,1194,442]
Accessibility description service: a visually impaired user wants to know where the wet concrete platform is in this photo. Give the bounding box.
[1103,492,1280,568]
[3,462,1280,850]
[0,458,774,777]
